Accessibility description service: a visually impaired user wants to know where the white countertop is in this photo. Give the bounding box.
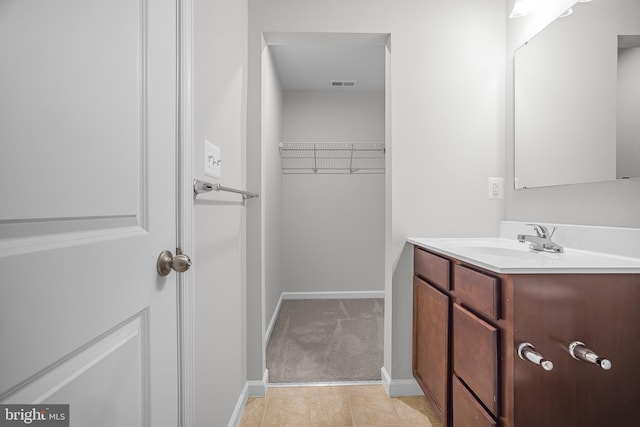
[407,236,640,274]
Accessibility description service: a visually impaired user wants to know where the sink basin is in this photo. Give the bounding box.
[460,245,540,259]
[407,236,640,273]
[441,238,528,251]
[434,238,560,262]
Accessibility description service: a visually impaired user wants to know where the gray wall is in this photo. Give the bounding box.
[283,91,384,142]
[505,0,640,227]
[281,174,385,293]
[261,45,285,367]
[281,90,385,295]
[247,0,506,383]
[192,0,248,424]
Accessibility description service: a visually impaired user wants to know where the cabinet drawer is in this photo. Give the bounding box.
[414,247,450,290]
[453,304,498,416]
[454,264,499,320]
[452,375,497,427]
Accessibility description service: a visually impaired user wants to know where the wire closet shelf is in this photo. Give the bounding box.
[279,142,385,174]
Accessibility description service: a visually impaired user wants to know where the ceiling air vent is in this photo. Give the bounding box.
[330,80,357,88]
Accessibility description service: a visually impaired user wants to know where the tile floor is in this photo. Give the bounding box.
[238,384,443,427]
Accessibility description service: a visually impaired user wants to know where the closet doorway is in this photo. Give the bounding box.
[261,32,390,384]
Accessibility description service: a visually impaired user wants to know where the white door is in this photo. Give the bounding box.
[0,0,181,426]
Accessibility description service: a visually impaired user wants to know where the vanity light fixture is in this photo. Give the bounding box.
[560,0,592,18]
[509,0,538,18]
[560,7,574,17]
[510,0,591,19]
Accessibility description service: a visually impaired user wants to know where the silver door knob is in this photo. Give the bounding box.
[157,250,192,276]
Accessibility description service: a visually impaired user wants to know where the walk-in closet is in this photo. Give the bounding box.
[260,33,389,383]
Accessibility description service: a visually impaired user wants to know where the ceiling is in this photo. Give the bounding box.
[266,33,386,91]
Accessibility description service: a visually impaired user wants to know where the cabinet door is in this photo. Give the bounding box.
[453,304,499,416]
[513,274,640,427]
[413,276,450,420]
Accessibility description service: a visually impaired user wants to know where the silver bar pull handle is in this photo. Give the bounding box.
[518,342,554,371]
[569,341,612,370]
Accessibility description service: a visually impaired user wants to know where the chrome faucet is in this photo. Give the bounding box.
[517,224,564,253]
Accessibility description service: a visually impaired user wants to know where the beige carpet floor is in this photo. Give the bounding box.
[266,298,384,383]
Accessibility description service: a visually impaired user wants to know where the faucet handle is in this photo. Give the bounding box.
[526,223,549,238]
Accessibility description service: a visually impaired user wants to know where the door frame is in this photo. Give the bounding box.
[177,0,195,425]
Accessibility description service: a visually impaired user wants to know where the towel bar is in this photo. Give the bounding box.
[193,179,259,200]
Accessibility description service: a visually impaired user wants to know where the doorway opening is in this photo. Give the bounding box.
[260,32,390,384]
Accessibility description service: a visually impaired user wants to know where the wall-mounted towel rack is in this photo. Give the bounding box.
[193,179,259,201]
[279,142,385,174]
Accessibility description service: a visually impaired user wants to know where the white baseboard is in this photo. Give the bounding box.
[228,370,269,426]
[281,290,385,300]
[264,294,285,347]
[247,369,269,397]
[380,367,423,397]
[228,368,269,427]
[227,382,248,427]
[265,290,385,348]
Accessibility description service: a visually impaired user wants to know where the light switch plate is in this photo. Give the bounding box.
[488,177,504,200]
[204,140,221,178]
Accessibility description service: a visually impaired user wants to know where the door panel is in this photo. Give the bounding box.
[0,0,143,221]
[5,314,147,426]
[0,0,179,425]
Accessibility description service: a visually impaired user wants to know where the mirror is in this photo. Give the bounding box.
[514,0,640,189]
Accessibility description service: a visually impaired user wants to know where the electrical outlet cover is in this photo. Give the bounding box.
[488,177,504,200]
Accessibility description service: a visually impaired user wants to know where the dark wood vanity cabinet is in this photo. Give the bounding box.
[510,274,640,426]
[412,245,640,427]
